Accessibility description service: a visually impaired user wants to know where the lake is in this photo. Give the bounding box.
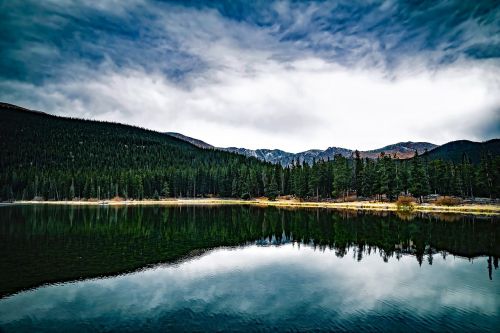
[0,205,498,332]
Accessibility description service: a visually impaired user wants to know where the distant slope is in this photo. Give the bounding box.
[422,139,500,163]
[361,142,437,159]
[223,147,297,165]
[166,132,214,149]
[169,132,436,165]
[222,146,351,165]
[235,142,435,165]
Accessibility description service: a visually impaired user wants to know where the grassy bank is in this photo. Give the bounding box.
[8,198,500,216]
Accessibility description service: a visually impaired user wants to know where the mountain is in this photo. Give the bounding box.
[1,102,497,202]
[239,142,436,165]
[422,139,500,163]
[223,147,297,165]
[170,132,499,166]
[168,131,436,165]
[361,142,437,159]
[0,103,274,200]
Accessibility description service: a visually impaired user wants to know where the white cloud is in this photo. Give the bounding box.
[2,1,499,152]
[4,55,498,152]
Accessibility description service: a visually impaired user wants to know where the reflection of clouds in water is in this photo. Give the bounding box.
[0,245,498,325]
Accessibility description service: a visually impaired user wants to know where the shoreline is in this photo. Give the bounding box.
[5,199,500,216]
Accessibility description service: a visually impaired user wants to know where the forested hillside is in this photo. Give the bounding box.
[1,104,499,201]
[0,105,275,200]
[422,139,500,163]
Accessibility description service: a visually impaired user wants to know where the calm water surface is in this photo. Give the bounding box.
[0,205,499,332]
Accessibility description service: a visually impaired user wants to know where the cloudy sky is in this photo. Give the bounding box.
[1,0,499,152]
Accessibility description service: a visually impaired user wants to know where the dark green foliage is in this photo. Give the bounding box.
[0,107,275,200]
[266,172,279,200]
[353,150,364,195]
[422,139,499,163]
[161,181,170,198]
[1,107,498,201]
[409,152,430,202]
[332,154,350,200]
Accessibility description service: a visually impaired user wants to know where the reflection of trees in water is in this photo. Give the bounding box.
[0,205,498,297]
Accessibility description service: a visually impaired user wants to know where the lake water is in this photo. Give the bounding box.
[0,205,498,332]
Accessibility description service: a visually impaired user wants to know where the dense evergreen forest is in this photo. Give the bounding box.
[1,105,499,201]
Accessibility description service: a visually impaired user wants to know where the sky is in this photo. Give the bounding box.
[1,0,499,152]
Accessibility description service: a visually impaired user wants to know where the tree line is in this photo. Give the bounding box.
[281,150,499,201]
[1,108,498,201]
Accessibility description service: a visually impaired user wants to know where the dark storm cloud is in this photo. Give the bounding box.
[0,0,207,84]
[2,0,498,83]
[163,0,500,66]
[0,0,498,150]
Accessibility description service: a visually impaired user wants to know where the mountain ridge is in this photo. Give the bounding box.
[165,132,437,165]
[2,102,495,166]
[165,131,498,165]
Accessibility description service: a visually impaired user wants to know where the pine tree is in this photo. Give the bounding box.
[354,150,364,197]
[231,178,239,198]
[308,160,320,200]
[69,179,75,200]
[332,155,350,200]
[410,151,430,202]
[266,173,279,201]
[461,153,474,198]
[374,154,389,200]
[162,181,170,198]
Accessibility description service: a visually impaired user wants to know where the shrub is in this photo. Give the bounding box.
[396,196,416,210]
[435,196,462,206]
[343,195,358,202]
[266,192,278,201]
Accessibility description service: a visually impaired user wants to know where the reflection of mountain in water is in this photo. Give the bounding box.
[0,205,498,297]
